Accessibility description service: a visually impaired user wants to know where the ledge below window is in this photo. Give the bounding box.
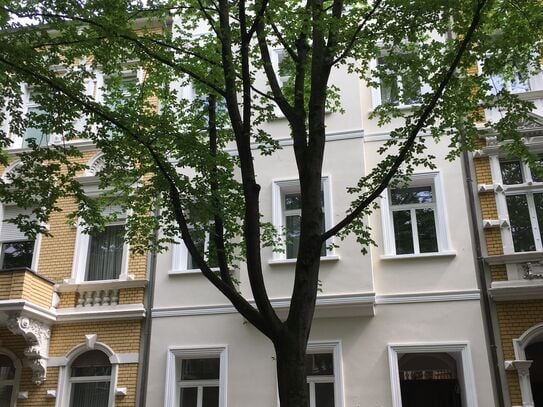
[168,267,219,276]
[268,255,340,265]
[380,250,456,260]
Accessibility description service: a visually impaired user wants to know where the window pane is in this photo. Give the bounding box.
[187,229,206,270]
[70,381,110,407]
[416,209,438,253]
[202,386,220,407]
[86,224,124,281]
[390,186,432,205]
[531,158,543,182]
[500,161,523,184]
[181,358,220,381]
[23,106,49,148]
[285,193,301,211]
[179,387,197,407]
[393,210,414,254]
[0,355,15,380]
[286,215,301,259]
[506,195,536,252]
[71,350,112,377]
[1,241,34,269]
[0,385,12,406]
[306,353,334,376]
[315,382,335,407]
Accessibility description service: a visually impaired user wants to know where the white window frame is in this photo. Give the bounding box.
[170,229,218,275]
[387,342,478,407]
[57,343,119,407]
[0,348,22,407]
[0,203,42,271]
[306,341,345,407]
[477,59,543,96]
[380,171,453,258]
[369,54,431,110]
[489,154,543,254]
[164,346,227,407]
[271,176,334,262]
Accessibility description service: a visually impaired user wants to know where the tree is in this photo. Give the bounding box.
[0,0,541,405]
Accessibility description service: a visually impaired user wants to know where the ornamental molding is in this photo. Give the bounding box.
[6,314,51,384]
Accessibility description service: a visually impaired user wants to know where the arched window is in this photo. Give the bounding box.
[68,350,113,407]
[0,353,19,407]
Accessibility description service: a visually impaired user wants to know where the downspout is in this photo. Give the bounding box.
[462,149,505,407]
[135,209,159,407]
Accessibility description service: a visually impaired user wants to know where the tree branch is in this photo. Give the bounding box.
[323,0,490,240]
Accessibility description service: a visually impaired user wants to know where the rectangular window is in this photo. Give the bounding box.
[381,172,451,257]
[272,178,332,261]
[389,185,438,255]
[186,228,219,271]
[0,206,36,270]
[165,347,226,407]
[377,55,422,107]
[23,91,49,148]
[489,72,530,95]
[85,224,125,281]
[306,353,335,407]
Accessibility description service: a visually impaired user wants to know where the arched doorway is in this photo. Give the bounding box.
[525,341,543,406]
[399,352,462,407]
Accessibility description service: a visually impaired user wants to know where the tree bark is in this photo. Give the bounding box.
[275,337,309,407]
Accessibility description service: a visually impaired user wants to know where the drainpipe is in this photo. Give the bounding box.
[462,150,505,407]
[135,210,159,407]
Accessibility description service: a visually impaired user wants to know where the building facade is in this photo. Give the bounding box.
[469,69,543,407]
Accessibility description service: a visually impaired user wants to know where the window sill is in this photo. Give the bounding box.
[57,278,147,292]
[380,250,456,260]
[268,255,340,265]
[168,267,219,276]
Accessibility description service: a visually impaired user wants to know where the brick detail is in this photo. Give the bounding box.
[474,157,493,185]
[116,363,139,407]
[479,192,499,219]
[495,300,543,406]
[490,264,508,282]
[49,320,142,356]
[57,292,77,308]
[0,271,54,309]
[119,288,145,305]
[484,229,504,256]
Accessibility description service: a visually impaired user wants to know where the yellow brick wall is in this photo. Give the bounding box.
[58,292,77,308]
[49,321,142,356]
[22,273,54,309]
[474,156,493,185]
[119,287,145,305]
[484,228,504,256]
[116,363,139,407]
[495,300,543,406]
[490,264,508,282]
[479,193,499,219]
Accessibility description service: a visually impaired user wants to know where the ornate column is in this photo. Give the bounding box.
[505,359,534,407]
[7,314,51,384]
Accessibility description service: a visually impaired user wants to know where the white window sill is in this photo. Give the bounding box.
[370,102,420,113]
[380,250,456,260]
[268,254,340,265]
[168,267,219,276]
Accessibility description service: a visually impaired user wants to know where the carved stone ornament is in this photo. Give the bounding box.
[6,314,51,384]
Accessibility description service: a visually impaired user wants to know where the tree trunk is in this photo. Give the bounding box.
[275,340,309,407]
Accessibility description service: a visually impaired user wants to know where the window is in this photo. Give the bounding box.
[489,72,531,94]
[0,353,19,407]
[305,342,344,407]
[497,158,543,252]
[275,49,290,88]
[271,177,333,261]
[381,172,452,257]
[71,206,129,283]
[164,347,226,407]
[86,224,125,281]
[68,350,113,407]
[388,343,478,407]
[0,206,36,270]
[170,228,219,274]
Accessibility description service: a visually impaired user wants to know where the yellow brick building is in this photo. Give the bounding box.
[471,118,543,407]
[0,148,148,407]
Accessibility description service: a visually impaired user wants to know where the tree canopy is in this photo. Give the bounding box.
[0,0,542,405]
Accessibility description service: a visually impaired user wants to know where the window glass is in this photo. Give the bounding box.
[305,353,334,376]
[69,350,111,407]
[178,358,220,407]
[506,194,536,252]
[315,383,335,407]
[0,241,34,269]
[393,210,414,255]
[0,356,15,381]
[306,352,335,407]
[500,160,524,184]
[202,387,219,407]
[416,209,438,253]
[181,359,220,381]
[180,387,197,407]
[186,228,219,270]
[86,224,124,281]
[390,186,432,205]
[531,158,543,182]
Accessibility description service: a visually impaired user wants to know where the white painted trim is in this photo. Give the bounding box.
[48,352,138,368]
[56,304,145,322]
[271,176,334,261]
[376,289,480,304]
[164,345,227,407]
[489,280,543,301]
[380,250,456,260]
[380,171,452,256]
[387,342,478,407]
[306,341,345,407]
[268,255,340,265]
[56,279,147,292]
[0,300,56,322]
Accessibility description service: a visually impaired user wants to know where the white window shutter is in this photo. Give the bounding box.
[1,207,33,241]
